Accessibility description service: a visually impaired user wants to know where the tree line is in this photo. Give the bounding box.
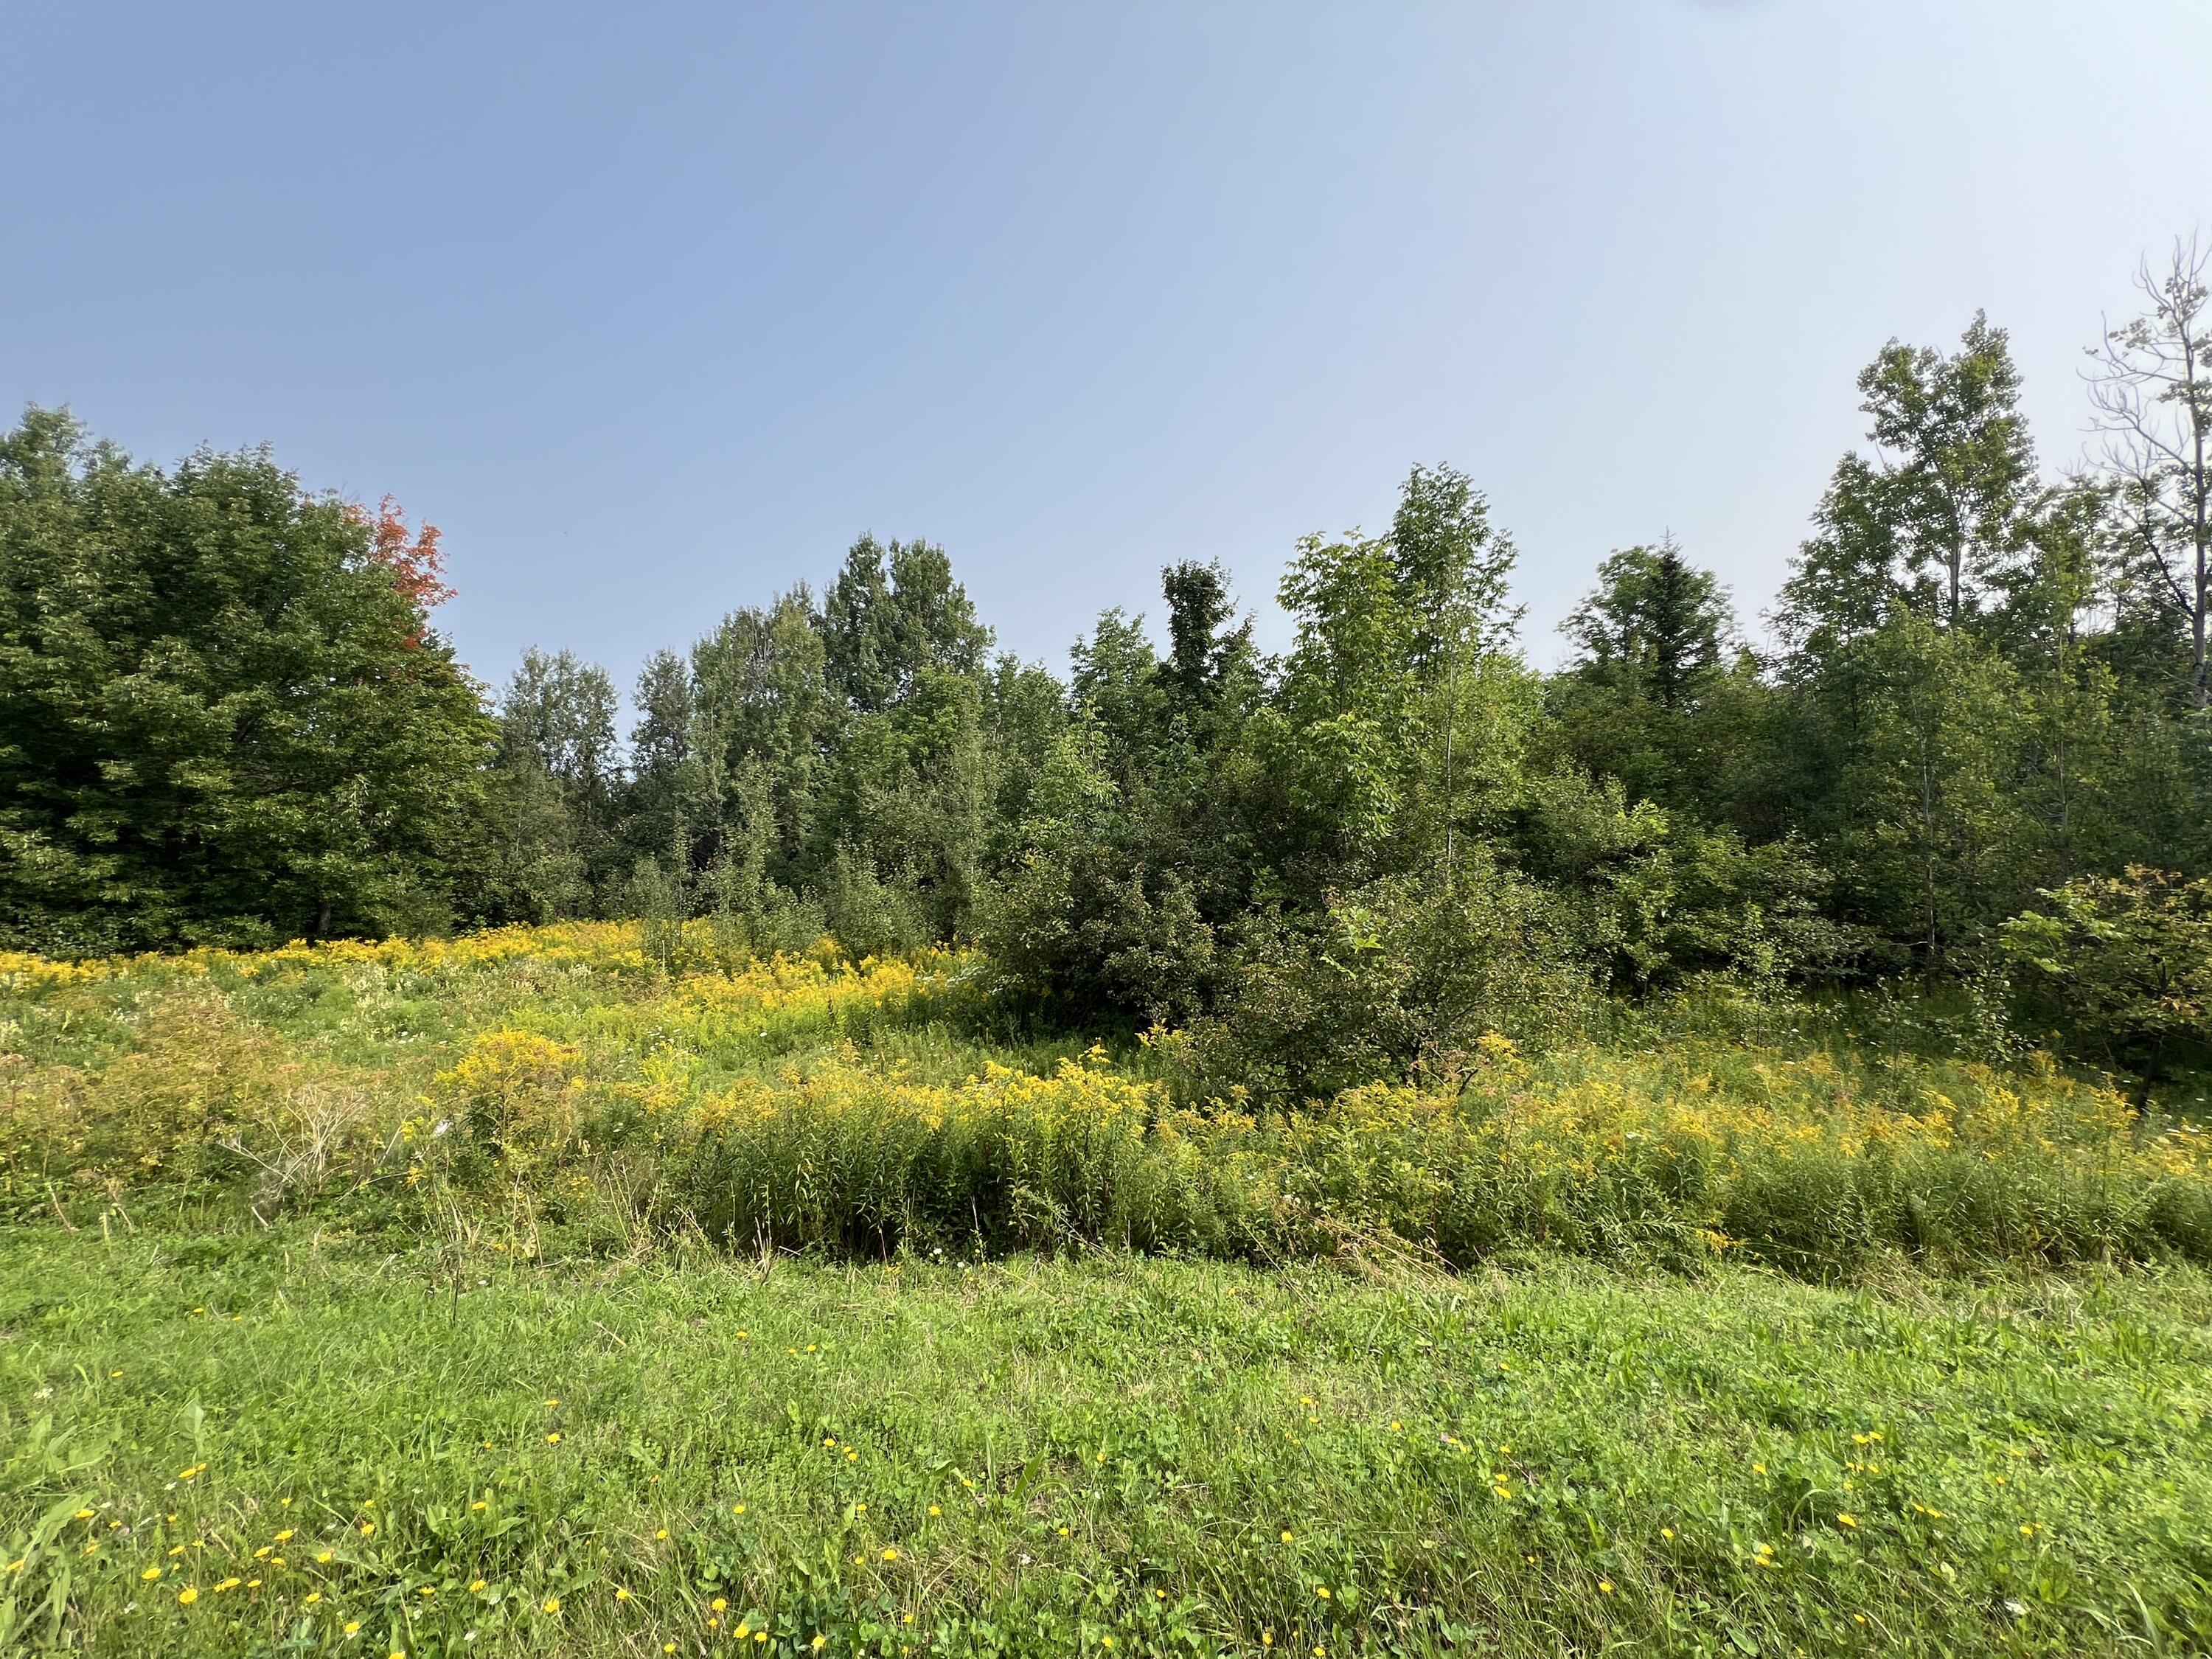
[4,242,2209,1089]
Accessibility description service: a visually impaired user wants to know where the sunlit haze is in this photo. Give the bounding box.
[6,0,2207,700]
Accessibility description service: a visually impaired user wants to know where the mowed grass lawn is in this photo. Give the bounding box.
[1,1229,2208,1658]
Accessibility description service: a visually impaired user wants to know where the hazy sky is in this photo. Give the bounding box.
[6,1,2208,702]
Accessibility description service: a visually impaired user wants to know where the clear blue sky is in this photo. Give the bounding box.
[5,1,2207,702]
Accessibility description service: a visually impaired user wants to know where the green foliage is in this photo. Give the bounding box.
[0,409,496,951]
[2004,866,2212,1093]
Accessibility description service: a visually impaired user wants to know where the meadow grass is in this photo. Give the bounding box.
[2,925,2206,1276]
[4,925,2212,1655]
[1,1228,2208,1658]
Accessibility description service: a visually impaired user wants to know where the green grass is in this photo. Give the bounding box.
[2,1226,2208,1658]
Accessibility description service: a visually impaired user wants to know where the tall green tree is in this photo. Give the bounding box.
[0,409,495,951]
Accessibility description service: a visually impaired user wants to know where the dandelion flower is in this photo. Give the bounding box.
[1280,1531,1294,1544]
[470,1579,487,1593]
[178,1586,199,1606]
[616,1586,631,1601]
[142,1567,163,1581]
[812,1638,827,1652]
[344,1620,361,1635]
[1315,1586,1330,1599]
[543,1596,561,1613]
[1599,1581,1614,1595]
[546,1433,561,1445]
[712,1598,728,1613]
[305,1592,321,1604]
[928,1506,940,1517]
[881,1548,898,1562]
[1837,1514,1857,1528]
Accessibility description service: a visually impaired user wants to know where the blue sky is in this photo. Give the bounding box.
[5,1,2208,703]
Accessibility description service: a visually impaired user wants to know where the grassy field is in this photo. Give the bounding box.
[4,1230,2211,1658]
[3,925,2211,1656]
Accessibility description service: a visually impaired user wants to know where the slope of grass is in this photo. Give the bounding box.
[3,925,2208,1276]
[1,1228,2208,1658]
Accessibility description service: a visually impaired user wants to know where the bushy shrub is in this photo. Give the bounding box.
[1164,862,1593,1103]
[2004,866,2212,1099]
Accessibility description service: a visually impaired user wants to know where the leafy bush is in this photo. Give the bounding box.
[1164,863,1592,1104]
[2004,866,2212,1099]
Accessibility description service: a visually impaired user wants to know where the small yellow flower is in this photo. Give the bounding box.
[733,1504,746,1515]
[712,1598,728,1613]
[1837,1514,1857,1528]
[881,1548,898,1562]
[812,1638,827,1652]
[1752,1464,1767,1475]
[178,1586,199,1606]
[1660,1528,1674,1540]
[470,1579,487,1593]
[142,1566,163,1581]
[543,1596,561,1614]
[1280,1530,1294,1543]
[928,1505,940,1517]
[1599,1581,1614,1594]
[617,1586,631,1601]
[471,1501,487,1513]
[1315,1585,1330,1599]
[359,1522,375,1537]
[305,1591,321,1604]
[344,1621,361,1635]
[215,1577,241,1592]
[275,1529,293,1542]
[546,1433,561,1444]
[316,1551,335,1564]
[655,1528,669,1541]
[73,1508,94,1520]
